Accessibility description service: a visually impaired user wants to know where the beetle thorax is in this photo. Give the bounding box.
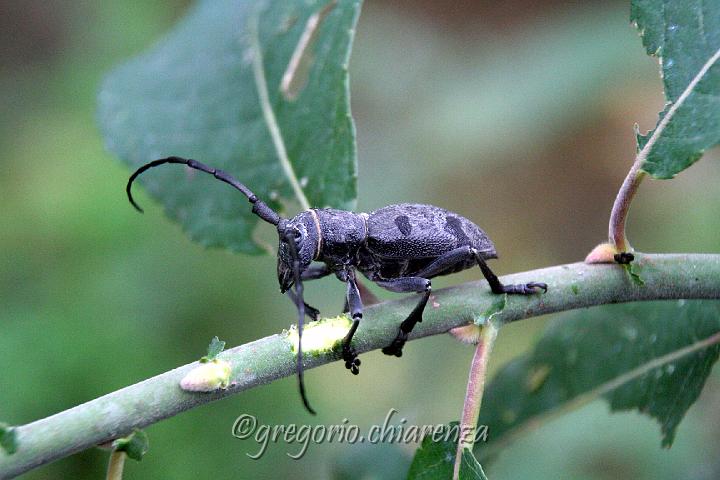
[312,208,368,262]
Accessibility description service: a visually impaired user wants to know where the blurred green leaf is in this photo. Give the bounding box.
[632,0,720,178]
[476,301,720,460]
[201,336,225,362]
[98,0,360,253]
[459,449,489,480]
[329,443,410,480]
[0,423,18,455]
[407,428,454,479]
[407,424,488,480]
[112,429,149,462]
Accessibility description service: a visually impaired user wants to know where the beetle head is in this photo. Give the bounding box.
[276,213,319,292]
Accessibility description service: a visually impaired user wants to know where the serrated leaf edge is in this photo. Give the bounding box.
[478,330,720,458]
[639,46,720,178]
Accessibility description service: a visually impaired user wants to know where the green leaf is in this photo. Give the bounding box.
[0,423,18,455]
[407,424,488,480]
[407,425,457,479]
[631,0,720,178]
[459,448,489,480]
[98,0,360,253]
[329,443,410,480]
[475,301,720,461]
[112,429,149,462]
[201,336,225,362]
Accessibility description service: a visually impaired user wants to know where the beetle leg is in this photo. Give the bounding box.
[342,279,380,314]
[410,245,548,295]
[473,250,547,294]
[376,277,432,357]
[342,271,363,375]
[286,291,320,321]
[285,264,331,321]
[301,263,331,280]
[415,246,476,278]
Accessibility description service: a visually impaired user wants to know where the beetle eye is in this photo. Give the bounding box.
[281,227,302,253]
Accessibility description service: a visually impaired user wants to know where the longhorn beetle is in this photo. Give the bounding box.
[127,157,547,414]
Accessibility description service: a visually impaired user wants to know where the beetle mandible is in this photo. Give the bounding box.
[127,156,548,414]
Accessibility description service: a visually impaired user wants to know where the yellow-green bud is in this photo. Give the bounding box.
[287,315,353,355]
[180,359,232,392]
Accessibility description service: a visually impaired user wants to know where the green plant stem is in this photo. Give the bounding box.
[105,451,126,480]
[609,165,645,252]
[1,253,720,478]
[609,46,720,252]
[453,321,499,480]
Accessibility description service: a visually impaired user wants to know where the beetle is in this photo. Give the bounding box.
[127,156,547,414]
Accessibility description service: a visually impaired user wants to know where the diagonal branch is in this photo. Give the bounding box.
[1,254,720,478]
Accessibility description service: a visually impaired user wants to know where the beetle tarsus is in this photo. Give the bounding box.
[342,341,361,375]
[525,281,548,293]
[343,347,361,375]
[474,253,547,296]
[306,305,320,321]
[286,291,320,321]
[381,334,407,357]
[500,281,548,294]
[342,316,361,374]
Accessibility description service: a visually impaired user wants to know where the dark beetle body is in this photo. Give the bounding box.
[362,204,497,280]
[127,156,547,415]
[277,198,545,384]
[281,204,497,288]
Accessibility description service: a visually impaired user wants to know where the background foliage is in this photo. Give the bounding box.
[1,1,719,478]
[98,0,360,253]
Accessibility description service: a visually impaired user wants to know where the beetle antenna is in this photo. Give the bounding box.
[283,229,316,415]
[127,156,281,226]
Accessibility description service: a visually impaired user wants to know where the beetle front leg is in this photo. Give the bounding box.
[286,291,320,321]
[285,264,332,320]
[342,272,363,375]
[376,277,432,357]
[473,251,547,294]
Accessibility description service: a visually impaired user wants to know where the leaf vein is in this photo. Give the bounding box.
[249,7,311,211]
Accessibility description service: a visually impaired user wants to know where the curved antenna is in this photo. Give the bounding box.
[127,156,281,226]
[283,228,316,415]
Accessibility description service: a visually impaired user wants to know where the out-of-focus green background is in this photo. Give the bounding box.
[2,1,719,478]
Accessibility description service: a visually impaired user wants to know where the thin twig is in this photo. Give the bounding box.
[105,451,125,480]
[609,45,720,252]
[453,321,499,480]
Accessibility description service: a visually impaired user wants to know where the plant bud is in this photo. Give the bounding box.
[585,242,619,264]
[180,359,232,392]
